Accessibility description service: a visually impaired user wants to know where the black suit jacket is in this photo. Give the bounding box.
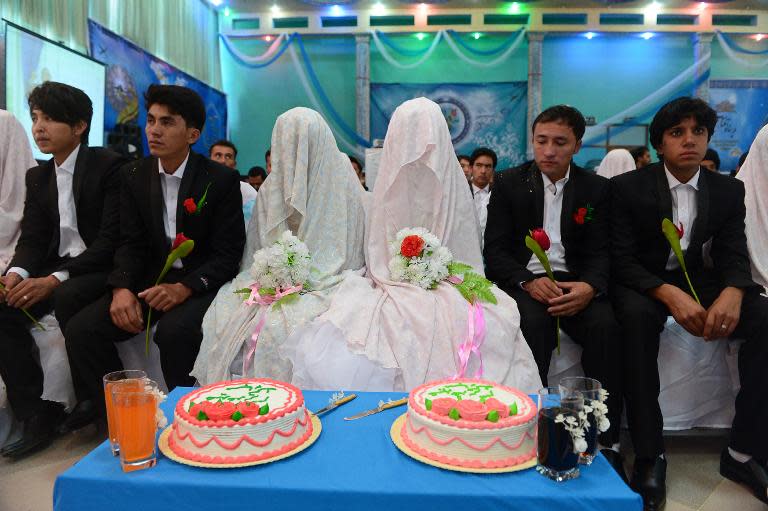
[8,145,126,277]
[610,162,755,293]
[483,161,611,294]
[107,151,245,294]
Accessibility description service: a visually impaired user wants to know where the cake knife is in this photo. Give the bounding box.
[312,393,357,416]
[344,397,408,420]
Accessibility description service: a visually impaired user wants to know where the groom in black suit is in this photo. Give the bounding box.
[62,85,245,431]
[484,105,623,470]
[611,97,768,510]
[0,82,125,458]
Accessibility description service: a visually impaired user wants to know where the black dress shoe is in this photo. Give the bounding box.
[719,449,768,505]
[1,401,64,459]
[631,456,667,511]
[601,449,629,485]
[57,400,99,434]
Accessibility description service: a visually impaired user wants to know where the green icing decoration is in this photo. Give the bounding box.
[259,403,270,415]
[427,383,495,402]
[425,399,432,411]
[231,410,244,422]
[188,401,195,412]
[449,408,460,421]
[486,410,500,423]
[509,402,518,415]
[197,411,209,421]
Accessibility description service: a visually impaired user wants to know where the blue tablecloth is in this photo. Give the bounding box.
[54,388,642,511]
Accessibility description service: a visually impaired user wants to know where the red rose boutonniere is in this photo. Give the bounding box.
[184,183,212,215]
[573,203,595,225]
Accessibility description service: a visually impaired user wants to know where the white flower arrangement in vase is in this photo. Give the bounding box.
[555,410,590,454]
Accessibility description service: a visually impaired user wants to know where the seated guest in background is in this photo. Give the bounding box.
[596,148,636,179]
[630,145,652,169]
[700,147,720,173]
[0,82,126,458]
[62,85,245,431]
[458,153,471,182]
[731,150,749,177]
[208,139,237,169]
[349,155,367,190]
[737,126,768,292]
[192,107,366,385]
[247,165,267,191]
[0,110,36,272]
[484,105,623,473]
[470,147,496,239]
[611,97,768,509]
[208,139,257,224]
[265,147,272,174]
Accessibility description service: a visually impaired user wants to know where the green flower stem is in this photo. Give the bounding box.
[556,317,560,355]
[0,282,45,330]
[683,270,701,305]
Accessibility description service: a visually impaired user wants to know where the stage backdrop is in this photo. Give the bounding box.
[88,20,227,158]
[709,79,768,172]
[371,82,528,170]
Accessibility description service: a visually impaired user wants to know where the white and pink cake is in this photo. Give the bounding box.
[400,378,537,469]
[167,378,314,465]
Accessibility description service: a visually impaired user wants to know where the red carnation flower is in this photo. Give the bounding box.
[400,235,425,258]
[183,198,197,214]
[172,232,191,250]
[675,222,684,239]
[530,228,551,251]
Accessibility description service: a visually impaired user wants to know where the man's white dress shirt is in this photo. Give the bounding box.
[158,153,190,269]
[526,168,571,275]
[472,183,491,241]
[664,166,700,271]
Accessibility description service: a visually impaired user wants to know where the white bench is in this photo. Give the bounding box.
[548,317,740,430]
[0,315,167,448]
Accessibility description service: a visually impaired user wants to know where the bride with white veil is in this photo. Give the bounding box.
[191,107,366,385]
[283,97,542,394]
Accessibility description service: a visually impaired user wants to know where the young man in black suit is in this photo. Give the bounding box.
[484,105,623,473]
[62,85,245,432]
[0,82,125,458]
[611,97,768,510]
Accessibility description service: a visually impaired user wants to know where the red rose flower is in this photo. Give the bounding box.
[573,212,585,225]
[484,398,510,419]
[430,397,458,416]
[400,235,425,258]
[456,399,489,422]
[172,232,190,250]
[675,222,684,239]
[203,401,237,421]
[530,228,551,251]
[183,198,197,214]
[236,401,262,418]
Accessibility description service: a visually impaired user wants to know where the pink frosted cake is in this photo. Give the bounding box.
[167,378,313,465]
[400,378,537,469]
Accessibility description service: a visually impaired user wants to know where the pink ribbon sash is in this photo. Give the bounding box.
[241,283,303,375]
[452,301,487,380]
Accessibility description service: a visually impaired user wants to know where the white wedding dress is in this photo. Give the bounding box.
[282,98,542,394]
[191,107,366,385]
[737,124,768,293]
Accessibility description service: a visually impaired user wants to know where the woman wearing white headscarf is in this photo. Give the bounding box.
[0,110,36,272]
[284,98,541,394]
[191,108,366,385]
[596,148,636,179]
[737,125,768,292]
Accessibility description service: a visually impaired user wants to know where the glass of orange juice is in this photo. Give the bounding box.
[103,370,147,456]
[111,379,160,472]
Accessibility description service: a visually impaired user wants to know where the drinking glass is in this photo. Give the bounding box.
[559,377,603,465]
[536,387,583,482]
[111,379,160,472]
[103,370,147,456]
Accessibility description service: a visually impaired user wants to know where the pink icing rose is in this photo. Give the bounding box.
[189,402,205,418]
[236,401,262,418]
[456,399,489,422]
[430,397,458,416]
[484,398,510,419]
[203,401,237,421]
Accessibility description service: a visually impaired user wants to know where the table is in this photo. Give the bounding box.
[54,388,642,511]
